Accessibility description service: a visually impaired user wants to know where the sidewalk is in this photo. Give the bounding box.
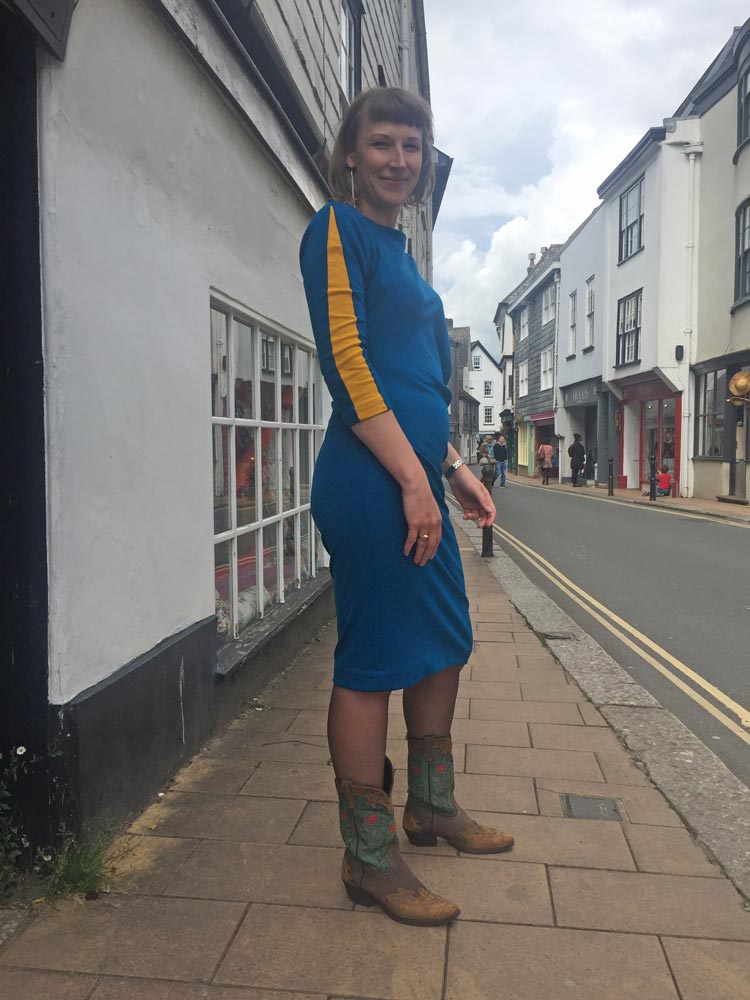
[502,470,750,524]
[2,527,750,999]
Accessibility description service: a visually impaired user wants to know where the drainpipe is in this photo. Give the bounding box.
[400,0,411,89]
[680,144,702,497]
[553,269,561,481]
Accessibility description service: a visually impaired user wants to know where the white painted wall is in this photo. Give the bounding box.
[40,0,327,703]
[468,345,503,434]
[558,207,604,389]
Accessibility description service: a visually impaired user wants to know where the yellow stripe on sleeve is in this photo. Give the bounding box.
[326,207,389,421]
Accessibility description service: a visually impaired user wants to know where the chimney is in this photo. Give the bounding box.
[527,253,536,274]
[540,245,548,255]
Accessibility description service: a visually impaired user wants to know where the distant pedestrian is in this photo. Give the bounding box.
[568,433,585,486]
[492,434,508,487]
[537,440,554,485]
[480,458,496,494]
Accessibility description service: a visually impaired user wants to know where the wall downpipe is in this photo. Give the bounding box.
[400,0,411,89]
[680,144,702,497]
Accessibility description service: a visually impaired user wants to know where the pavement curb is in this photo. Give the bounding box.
[456,513,750,904]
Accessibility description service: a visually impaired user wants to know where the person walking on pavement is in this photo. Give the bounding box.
[492,433,508,487]
[569,432,586,486]
[537,439,554,485]
[300,87,513,929]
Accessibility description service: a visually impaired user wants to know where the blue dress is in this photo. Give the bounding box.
[299,201,472,691]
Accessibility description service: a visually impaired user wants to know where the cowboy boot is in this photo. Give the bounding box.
[336,777,460,926]
[403,735,514,854]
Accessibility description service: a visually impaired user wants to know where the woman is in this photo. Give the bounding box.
[537,439,554,485]
[299,88,513,927]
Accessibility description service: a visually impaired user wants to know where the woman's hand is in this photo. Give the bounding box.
[449,466,496,527]
[402,482,442,566]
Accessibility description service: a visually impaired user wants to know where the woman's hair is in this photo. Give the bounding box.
[328,87,435,207]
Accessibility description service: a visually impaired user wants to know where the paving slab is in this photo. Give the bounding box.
[108,835,199,895]
[129,792,304,843]
[464,811,636,870]
[0,897,244,980]
[0,968,97,1000]
[462,679,522,700]
[215,904,446,999]
[578,702,608,726]
[550,868,750,939]
[594,751,652,786]
[448,718,530,747]
[529,723,622,754]
[91,980,324,1000]
[536,778,683,827]
[520,681,586,703]
[622,824,722,877]
[239,761,338,802]
[163,842,349,909]
[470,663,569,685]
[661,938,750,1000]
[445,923,679,1000]
[453,772,538,814]
[467,745,605,782]
[406,855,553,925]
[467,695,583,724]
[169,755,259,794]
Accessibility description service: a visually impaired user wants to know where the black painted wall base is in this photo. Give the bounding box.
[49,576,334,836]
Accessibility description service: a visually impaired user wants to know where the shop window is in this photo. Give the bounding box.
[211,305,324,645]
[616,290,642,366]
[695,370,726,458]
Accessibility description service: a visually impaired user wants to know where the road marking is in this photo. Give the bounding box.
[506,479,749,528]
[492,523,750,745]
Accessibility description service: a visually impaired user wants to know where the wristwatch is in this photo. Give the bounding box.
[444,458,464,479]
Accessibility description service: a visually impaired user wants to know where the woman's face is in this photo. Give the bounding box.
[345,118,423,226]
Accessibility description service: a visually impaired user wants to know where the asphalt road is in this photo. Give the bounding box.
[487,476,750,788]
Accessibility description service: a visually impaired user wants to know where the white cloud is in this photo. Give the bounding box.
[426,0,750,351]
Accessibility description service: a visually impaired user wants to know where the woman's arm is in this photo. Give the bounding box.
[441,443,496,527]
[352,411,442,566]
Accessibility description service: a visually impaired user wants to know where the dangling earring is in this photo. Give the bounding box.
[349,167,356,204]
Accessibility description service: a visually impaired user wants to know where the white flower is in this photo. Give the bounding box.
[21,836,29,847]
[16,746,26,755]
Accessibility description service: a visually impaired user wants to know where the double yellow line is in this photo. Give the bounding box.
[491,523,750,745]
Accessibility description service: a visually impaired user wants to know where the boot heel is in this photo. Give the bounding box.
[405,830,438,847]
[344,882,375,907]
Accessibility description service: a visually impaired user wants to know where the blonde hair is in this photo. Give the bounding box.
[328,87,435,207]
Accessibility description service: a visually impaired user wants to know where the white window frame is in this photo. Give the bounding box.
[211,299,325,644]
[542,284,556,326]
[339,1,359,100]
[540,346,554,391]
[483,406,493,424]
[619,176,645,262]
[483,380,493,397]
[568,291,577,355]
[585,275,595,348]
[472,354,482,370]
[519,307,529,341]
[616,289,642,366]
[518,360,529,398]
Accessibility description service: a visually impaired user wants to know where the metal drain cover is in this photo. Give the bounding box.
[560,793,623,821]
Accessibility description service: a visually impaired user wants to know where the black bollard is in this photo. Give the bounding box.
[649,452,657,501]
[607,456,614,497]
[481,525,494,558]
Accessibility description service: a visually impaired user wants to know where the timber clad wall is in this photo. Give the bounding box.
[513,277,556,420]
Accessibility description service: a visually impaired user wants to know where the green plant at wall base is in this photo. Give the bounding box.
[36,830,112,898]
[0,746,31,897]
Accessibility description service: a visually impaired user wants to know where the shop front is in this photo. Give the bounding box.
[614,373,681,491]
[561,377,602,482]
[531,409,556,477]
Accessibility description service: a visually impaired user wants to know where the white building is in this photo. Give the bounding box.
[1,0,441,837]
[556,207,606,483]
[597,116,702,493]
[468,340,505,443]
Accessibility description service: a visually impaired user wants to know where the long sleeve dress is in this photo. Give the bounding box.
[299,201,472,691]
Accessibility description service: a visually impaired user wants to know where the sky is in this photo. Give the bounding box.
[424,0,750,355]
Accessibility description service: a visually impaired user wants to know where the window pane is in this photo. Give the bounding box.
[215,540,233,644]
[281,343,294,423]
[211,309,229,417]
[300,509,312,583]
[299,431,312,505]
[313,365,323,424]
[261,428,279,517]
[297,350,310,423]
[262,523,279,607]
[237,531,260,630]
[235,426,257,527]
[283,517,297,595]
[261,332,277,420]
[213,426,231,534]
[282,428,295,512]
[234,320,254,418]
